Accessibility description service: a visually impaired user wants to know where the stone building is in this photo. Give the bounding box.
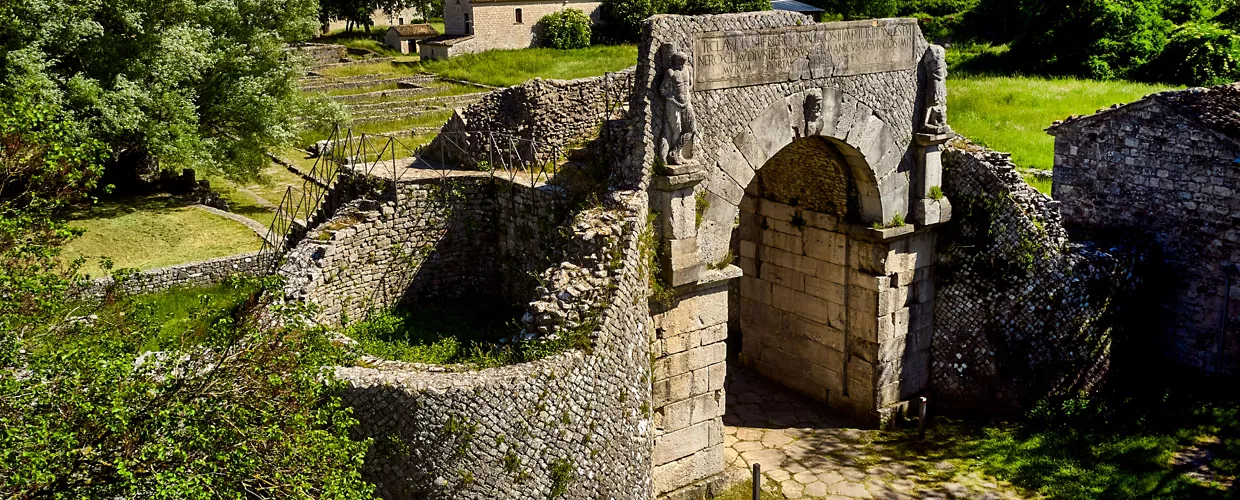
[1049,83,1240,375]
[323,7,423,33]
[384,23,439,54]
[420,0,602,58]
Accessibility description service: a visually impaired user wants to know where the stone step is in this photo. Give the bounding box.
[346,100,449,114]
[302,77,425,93]
[329,86,444,103]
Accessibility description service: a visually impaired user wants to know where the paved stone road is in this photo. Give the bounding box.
[723,366,1034,499]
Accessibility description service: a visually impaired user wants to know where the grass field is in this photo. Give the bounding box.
[131,281,261,347]
[62,195,263,277]
[908,375,1240,500]
[947,75,1172,173]
[412,45,638,87]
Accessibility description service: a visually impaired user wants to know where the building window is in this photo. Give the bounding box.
[464,13,473,34]
[398,17,404,25]
[515,8,523,24]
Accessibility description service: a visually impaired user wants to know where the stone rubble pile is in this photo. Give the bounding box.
[521,208,625,340]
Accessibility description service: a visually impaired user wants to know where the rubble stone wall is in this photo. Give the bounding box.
[1052,101,1240,374]
[78,252,272,299]
[280,175,569,325]
[422,68,635,168]
[934,140,1142,409]
[332,191,653,500]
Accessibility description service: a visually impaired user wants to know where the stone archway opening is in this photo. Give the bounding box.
[723,133,938,425]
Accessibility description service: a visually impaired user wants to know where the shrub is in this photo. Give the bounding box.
[599,0,653,43]
[897,0,979,16]
[1013,0,1172,80]
[909,11,967,41]
[1149,21,1240,85]
[540,9,592,49]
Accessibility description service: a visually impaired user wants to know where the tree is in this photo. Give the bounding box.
[1012,0,1172,80]
[599,0,770,42]
[0,0,327,182]
[540,9,593,49]
[0,94,374,498]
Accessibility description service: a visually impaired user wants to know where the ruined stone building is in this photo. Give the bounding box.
[1049,83,1240,375]
[419,0,601,58]
[385,24,440,54]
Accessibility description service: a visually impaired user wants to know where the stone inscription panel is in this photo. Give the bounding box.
[693,21,919,91]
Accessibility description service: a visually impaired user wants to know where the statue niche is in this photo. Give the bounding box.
[659,46,697,166]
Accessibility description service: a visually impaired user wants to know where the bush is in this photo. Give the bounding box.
[1013,0,1172,80]
[909,11,967,41]
[1149,21,1240,85]
[897,0,979,16]
[539,8,592,49]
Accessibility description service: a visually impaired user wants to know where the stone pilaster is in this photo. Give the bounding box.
[650,266,740,499]
[653,162,707,287]
[912,132,954,226]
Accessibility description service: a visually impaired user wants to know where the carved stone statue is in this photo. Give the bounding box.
[803,92,823,135]
[660,47,697,165]
[922,44,950,134]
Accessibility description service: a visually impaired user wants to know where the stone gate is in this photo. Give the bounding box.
[622,13,953,497]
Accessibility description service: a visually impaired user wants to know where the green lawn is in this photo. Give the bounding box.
[62,195,263,278]
[890,373,1240,500]
[412,45,638,87]
[947,75,1172,174]
[131,281,261,347]
[344,297,521,366]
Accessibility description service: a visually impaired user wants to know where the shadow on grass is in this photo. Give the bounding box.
[62,194,195,221]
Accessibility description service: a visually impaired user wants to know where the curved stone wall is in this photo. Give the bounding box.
[331,191,653,499]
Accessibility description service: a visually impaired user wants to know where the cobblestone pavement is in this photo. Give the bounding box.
[723,366,1035,499]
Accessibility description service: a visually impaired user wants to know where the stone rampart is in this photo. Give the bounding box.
[421,68,636,168]
[332,191,653,499]
[78,252,272,299]
[933,140,1142,409]
[280,174,571,325]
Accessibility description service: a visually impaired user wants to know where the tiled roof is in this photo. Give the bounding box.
[1047,82,1240,140]
[389,24,438,37]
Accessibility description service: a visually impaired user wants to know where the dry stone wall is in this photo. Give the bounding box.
[78,252,272,299]
[332,191,652,500]
[280,175,570,325]
[934,140,1143,409]
[1051,95,1240,374]
[422,69,635,169]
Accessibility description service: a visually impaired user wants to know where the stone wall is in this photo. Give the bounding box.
[736,193,935,424]
[286,43,347,66]
[441,0,601,52]
[421,68,635,169]
[333,191,652,500]
[1051,96,1240,374]
[934,140,1143,409]
[280,174,570,325]
[78,252,272,299]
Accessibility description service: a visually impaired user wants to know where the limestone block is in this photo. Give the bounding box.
[877,308,911,343]
[788,88,821,137]
[879,178,911,226]
[660,397,694,431]
[691,367,711,396]
[654,371,693,406]
[792,289,832,325]
[816,261,847,285]
[757,198,797,222]
[878,381,903,407]
[663,237,703,287]
[739,240,757,259]
[878,286,911,316]
[803,227,847,265]
[804,275,846,304]
[654,419,715,465]
[761,263,804,291]
[657,188,697,240]
[848,308,879,343]
[750,99,795,160]
[820,87,844,138]
[762,229,803,255]
[652,445,724,495]
[708,362,727,392]
[848,286,879,314]
[716,143,756,188]
[701,323,728,345]
[733,129,767,170]
[804,211,839,231]
[690,392,721,423]
[739,256,758,278]
[706,169,745,207]
[656,287,730,334]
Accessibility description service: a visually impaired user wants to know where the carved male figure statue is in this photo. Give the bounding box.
[661,48,697,165]
[922,44,950,133]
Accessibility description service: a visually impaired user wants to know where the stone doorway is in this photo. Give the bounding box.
[731,136,937,425]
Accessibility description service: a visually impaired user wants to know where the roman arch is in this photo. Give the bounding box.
[627,13,954,497]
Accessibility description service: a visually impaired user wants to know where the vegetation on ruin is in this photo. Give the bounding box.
[342,295,596,367]
[0,95,372,497]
